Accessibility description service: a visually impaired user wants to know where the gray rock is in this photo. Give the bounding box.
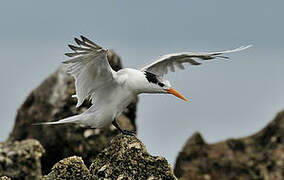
[8,50,138,174]
[0,139,44,180]
[90,134,177,180]
[174,110,284,180]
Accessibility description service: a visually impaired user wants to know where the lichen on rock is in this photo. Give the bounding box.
[90,134,177,180]
[43,156,90,180]
[0,139,44,180]
[40,134,177,179]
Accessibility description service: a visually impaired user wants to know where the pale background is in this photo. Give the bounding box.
[1,1,283,166]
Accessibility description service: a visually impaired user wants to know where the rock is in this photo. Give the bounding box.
[0,139,44,180]
[0,176,11,180]
[90,134,177,180]
[8,50,138,174]
[42,135,177,179]
[43,156,90,180]
[174,110,284,180]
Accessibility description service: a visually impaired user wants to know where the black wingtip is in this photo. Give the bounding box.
[65,53,73,57]
[80,35,92,43]
[68,44,75,51]
[69,44,86,51]
[74,37,82,46]
[216,55,230,60]
[80,35,86,41]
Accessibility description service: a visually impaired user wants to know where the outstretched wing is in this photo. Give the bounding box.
[140,45,252,76]
[64,36,115,107]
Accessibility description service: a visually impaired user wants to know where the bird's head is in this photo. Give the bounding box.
[144,71,188,102]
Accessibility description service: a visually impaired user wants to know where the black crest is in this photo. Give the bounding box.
[144,71,165,87]
[144,71,158,84]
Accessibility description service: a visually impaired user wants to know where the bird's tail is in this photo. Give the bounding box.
[32,114,81,125]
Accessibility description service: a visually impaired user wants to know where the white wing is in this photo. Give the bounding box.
[64,36,115,107]
[140,45,252,76]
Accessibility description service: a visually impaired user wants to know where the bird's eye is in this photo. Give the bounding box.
[158,82,165,87]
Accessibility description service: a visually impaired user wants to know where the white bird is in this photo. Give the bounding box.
[37,36,251,135]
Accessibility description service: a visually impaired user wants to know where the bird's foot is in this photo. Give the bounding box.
[121,130,136,136]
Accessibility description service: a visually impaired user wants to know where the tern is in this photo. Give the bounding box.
[38,36,251,135]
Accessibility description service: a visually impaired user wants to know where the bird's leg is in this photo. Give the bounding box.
[112,119,135,136]
[112,120,124,133]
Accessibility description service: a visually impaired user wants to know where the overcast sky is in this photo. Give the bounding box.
[1,1,283,166]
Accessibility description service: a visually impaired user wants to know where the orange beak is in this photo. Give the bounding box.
[166,87,189,102]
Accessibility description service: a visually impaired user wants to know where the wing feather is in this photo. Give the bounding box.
[63,36,115,107]
[65,51,90,57]
[68,44,91,52]
[141,45,252,76]
[169,62,175,72]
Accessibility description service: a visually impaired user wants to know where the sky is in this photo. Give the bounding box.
[0,1,283,166]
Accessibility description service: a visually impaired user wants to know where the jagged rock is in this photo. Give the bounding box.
[90,134,177,180]
[174,110,284,180]
[42,135,176,179]
[0,139,44,180]
[43,156,90,180]
[8,50,138,174]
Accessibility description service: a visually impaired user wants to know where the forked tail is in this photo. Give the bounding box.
[32,114,81,125]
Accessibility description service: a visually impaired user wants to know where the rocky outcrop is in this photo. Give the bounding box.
[43,156,90,180]
[1,135,176,179]
[8,50,138,174]
[43,134,177,180]
[0,139,44,180]
[174,110,284,180]
[90,134,177,179]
